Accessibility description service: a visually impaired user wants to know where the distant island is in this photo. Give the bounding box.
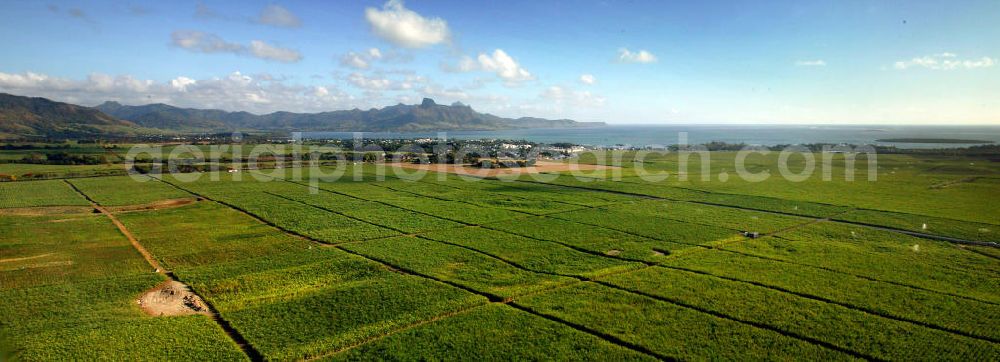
[0,93,604,139]
[876,138,995,144]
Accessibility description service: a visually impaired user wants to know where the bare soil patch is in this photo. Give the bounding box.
[107,198,197,213]
[389,161,618,178]
[138,280,211,317]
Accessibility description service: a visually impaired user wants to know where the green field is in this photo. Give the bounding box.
[2,151,999,360]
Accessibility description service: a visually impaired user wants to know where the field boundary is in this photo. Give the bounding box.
[152,176,669,360]
[63,179,264,361]
[514,178,1000,248]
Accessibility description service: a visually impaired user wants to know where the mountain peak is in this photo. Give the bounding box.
[419,98,437,108]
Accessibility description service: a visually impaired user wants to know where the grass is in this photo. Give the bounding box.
[0,211,245,360]
[0,180,89,208]
[326,304,654,361]
[341,236,575,299]
[600,266,1000,360]
[515,283,852,360]
[67,175,191,206]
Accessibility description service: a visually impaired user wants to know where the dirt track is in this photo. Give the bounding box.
[106,198,196,213]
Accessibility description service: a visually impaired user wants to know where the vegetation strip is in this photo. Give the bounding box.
[506,302,672,360]
[474,214,1000,349]
[152,176,663,360]
[515,178,998,247]
[656,264,1000,344]
[410,229,874,357]
[63,180,264,361]
[587,280,879,361]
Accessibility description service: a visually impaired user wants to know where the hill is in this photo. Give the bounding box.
[95,98,604,132]
[0,93,136,138]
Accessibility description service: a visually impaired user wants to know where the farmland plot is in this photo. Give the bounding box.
[116,201,487,361]
[737,223,1000,301]
[515,283,852,360]
[600,267,1000,360]
[0,180,88,208]
[0,212,245,361]
[482,217,690,262]
[418,227,644,278]
[326,304,653,361]
[662,248,1000,341]
[67,175,190,206]
[341,236,575,299]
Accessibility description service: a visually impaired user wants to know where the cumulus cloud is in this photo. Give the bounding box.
[541,85,606,107]
[478,50,533,82]
[0,70,359,113]
[893,53,996,70]
[256,4,301,28]
[365,0,450,48]
[445,49,534,85]
[171,31,302,63]
[348,72,392,90]
[795,60,827,66]
[248,40,303,63]
[340,48,413,70]
[579,74,596,85]
[617,48,658,64]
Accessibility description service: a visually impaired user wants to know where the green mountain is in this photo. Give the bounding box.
[96,98,604,132]
[0,93,136,139]
[0,93,604,139]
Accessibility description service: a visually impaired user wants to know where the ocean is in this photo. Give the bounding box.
[301,125,1000,149]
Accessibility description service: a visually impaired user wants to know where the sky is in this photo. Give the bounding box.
[0,0,998,125]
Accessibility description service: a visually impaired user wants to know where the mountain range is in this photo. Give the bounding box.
[0,92,603,139]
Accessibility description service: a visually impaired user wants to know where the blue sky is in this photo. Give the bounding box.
[0,0,997,124]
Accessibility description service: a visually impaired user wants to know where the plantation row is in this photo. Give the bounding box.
[0,209,246,360]
[2,161,998,360]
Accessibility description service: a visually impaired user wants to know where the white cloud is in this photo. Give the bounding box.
[339,48,384,70]
[348,72,392,90]
[170,76,197,91]
[171,30,243,53]
[893,53,996,70]
[795,60,827,66]
[365,0,450,48]
[477,50,533,83]
[579,74,596,85]
[445,49,533,85]
[0,70,360,114]
[541,85,606,107]
[617,48,658,64]
[171,31,302,63]
[248,40,302,63]
[256,5,301,28]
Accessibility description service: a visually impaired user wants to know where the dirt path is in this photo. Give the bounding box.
[0,253,54,263]
[106,198,197,213]
[62,180,263,361]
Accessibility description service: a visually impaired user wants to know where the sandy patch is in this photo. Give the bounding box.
[108,198,197,213]
[138,280,211,317]
[605,249,623,256]
[388,161,617,178]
